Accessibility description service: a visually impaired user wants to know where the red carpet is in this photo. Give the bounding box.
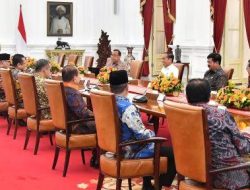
[0,113,172,190]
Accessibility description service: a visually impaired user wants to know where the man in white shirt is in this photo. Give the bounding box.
[161,52,179,78]
[50,5,71,35]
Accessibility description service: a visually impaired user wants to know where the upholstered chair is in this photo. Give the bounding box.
[129,60,143,79]
[67,54,78,66]
[90,89,167,190]
[58,53,66,67]
[164,101,250,190]
[18,73,55,155]
[174,63,185,82]
[0,68,27,139]
[45,80,96,177]
[223,68,234,80]
[84,56,94,69]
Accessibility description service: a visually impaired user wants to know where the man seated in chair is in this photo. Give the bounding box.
[186,79,250,189]
[109,70,176,190]
[34,59,52,120]
[12,54,27,80]
[62,65,97,167]
[204,53,228,91]
[11,54,27,104]
[161,52,179,78]
[106,49,128,72]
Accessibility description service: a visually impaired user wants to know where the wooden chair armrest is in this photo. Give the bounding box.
[67,117,95,125]
[210,162,250,174]
[119,137,166,147]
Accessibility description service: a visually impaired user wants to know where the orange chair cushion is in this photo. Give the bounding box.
[100,155,167,178]
[55,131,96,149]
[0,102,8,112]
[8,107,27,119]
[27,117,55,131]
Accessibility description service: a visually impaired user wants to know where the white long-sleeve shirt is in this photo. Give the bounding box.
[161,64,179,78]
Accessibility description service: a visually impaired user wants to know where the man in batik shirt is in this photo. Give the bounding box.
[11,54,27,105]
[62,65,97,168]
[204,53,228,91]
[186,79,250,190]
[109,70,176,190]
[34,59,52,119]
[106,49,128,72]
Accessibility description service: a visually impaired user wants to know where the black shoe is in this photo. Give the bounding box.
[18,119,27,127]
[90,155,99,169]
[142,177,154,190]
[142,184,154,190]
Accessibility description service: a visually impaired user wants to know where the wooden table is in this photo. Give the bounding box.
[80,77,250,133]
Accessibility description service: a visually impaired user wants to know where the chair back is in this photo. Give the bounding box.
[164,101,210,183]
[130,60,143,79]
[58,53,65,67]
[90,90,120,153]
[174,63,185,82]
[68,54,78,66]
[84,56,94,68]
[18,73,38,116]
[223,68,234,80]
[0,69,17,105]
[45,80,67,129]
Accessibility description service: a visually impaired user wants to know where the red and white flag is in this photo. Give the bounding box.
[16,5,27,55]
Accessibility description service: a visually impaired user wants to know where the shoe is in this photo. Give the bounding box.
[142,184,154,190]
[18,119,27,127]
[90,155,99,169]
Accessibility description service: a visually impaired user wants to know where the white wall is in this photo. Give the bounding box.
[171,0,214,79]
[0,0,144,63]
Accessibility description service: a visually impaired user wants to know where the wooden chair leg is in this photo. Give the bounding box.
[63,149,71,177]
[96,172,104,190]
[154,176,160,190]
[116,178,122,190]
[153,117,159,135]
[49,132,53,146]
[13,118,18,139]
[7,118,13,135]
[128,178,132,190]
[52,147,60,170]
[23,129,31,150]
[34,132,41,155]
[81,149,85,165]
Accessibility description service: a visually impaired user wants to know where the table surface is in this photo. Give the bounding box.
[81,77,250,118]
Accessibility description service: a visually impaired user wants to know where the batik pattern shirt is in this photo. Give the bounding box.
[194,103,250,190]
[116,95,155,159]
[106,58,128,72]
[34,74,51,120]
[64,86,95,134]
[11,68,23,106]
[204,68,228,91]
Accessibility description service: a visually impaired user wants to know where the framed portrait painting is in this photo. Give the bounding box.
[47,1,73,36]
